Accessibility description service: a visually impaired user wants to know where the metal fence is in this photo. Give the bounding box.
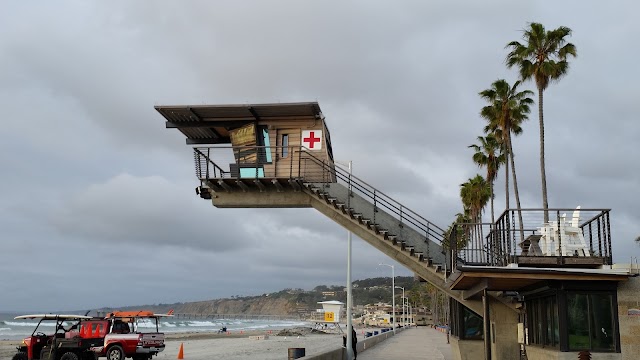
[450,208,613,268]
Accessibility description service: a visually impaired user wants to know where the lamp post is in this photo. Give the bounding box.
[336,160,353,360]
[379,263,395,334]
[395,286,405,328]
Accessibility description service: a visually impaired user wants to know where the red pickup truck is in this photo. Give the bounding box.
[90,311,168,360]
[12,311,170,360]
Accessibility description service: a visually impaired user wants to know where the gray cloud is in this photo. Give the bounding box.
[1,1,639,311]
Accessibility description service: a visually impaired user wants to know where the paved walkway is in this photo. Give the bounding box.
[358,327,453,360]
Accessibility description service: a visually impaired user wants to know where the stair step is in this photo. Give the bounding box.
[413,250,423,257]
[418,254,425,262]
[379,230,388,237]
[387,235,397,242]
[361,219,371,226]
[311,187,320,194]
[350,213,362,220]
[392,238,400,246]
[335,203,345,210]
[384,233,394,241]
[327,197,337,204]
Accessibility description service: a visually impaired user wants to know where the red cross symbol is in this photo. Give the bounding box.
[303,131,321,149]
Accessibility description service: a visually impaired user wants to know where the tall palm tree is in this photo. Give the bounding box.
[480,79,534,241]
[506,22,577,223]
[469,133,506,224]
[460,175,491,263]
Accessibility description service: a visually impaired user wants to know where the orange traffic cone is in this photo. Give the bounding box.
[177,343,184,359]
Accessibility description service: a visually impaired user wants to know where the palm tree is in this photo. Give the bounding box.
[635,236,640,246]
[445,212,472,252]
[460,175,491,263]
[506,22,577,223]
[469,133,506,224]
[480,79,534,241]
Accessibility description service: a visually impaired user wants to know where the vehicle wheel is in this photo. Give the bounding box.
[40,347,53,360]
[11,352,27,360]
[60,351,80,360]
[106,345,124,360]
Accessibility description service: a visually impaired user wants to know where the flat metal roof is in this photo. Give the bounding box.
[156,102,323,145]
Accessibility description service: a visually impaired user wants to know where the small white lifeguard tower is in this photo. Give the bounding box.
[314,300,344,333]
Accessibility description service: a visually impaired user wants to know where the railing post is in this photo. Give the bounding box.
[297,146,301,179]
[289,146,294,179]
[426,229,431,262]
[597,218,602,258]
[372,190,376,224]
[505,211,511,264]
[605,211,612,264]
[588,223,594,256]
[557,210,562,257]
[206,148,211,178]
[255,146,259,179]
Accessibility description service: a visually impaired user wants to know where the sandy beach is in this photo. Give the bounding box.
[0,327,372,360]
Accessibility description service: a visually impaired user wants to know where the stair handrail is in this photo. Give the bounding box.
[298,149,446,243]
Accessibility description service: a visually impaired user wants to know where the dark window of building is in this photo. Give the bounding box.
[567,292,615,351]
[282,134,289,158]
[256,126,272,163]
[449,298,483,340]
[527,295,559,348]
[525,286,618,353]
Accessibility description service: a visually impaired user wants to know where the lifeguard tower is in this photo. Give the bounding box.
[159,102,638,359]
[156,102,335,206]
[313,301,345,333]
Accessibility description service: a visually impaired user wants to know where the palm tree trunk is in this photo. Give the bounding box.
[504,147,510,211]
[490,180,495,224]
[539,87,549,223]
[508,134,525,245]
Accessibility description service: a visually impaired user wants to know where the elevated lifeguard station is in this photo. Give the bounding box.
[159,102,637,359]
[156,102,335,206]
[313,300,345,333]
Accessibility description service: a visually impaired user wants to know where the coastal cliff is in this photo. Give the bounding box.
[97,276,424,316]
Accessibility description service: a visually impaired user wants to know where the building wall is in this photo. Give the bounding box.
[449,337,484,360]
[490,299,520,360]
[617,275,640,360]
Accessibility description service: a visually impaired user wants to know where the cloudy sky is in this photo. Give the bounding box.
[1,1,638,312]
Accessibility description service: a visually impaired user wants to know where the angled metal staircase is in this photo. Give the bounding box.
[193,147,482,313]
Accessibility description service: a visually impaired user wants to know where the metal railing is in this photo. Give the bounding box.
[450,208,613,268]
[312,153,447,256]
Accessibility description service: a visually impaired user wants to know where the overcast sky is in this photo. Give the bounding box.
[1,1,638,312]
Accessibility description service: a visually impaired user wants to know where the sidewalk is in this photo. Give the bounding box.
[358,327,453,360]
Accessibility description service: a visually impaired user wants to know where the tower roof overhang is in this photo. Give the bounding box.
[156,102,323,145]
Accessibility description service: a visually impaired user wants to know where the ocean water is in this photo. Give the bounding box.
[0,313,308,341]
